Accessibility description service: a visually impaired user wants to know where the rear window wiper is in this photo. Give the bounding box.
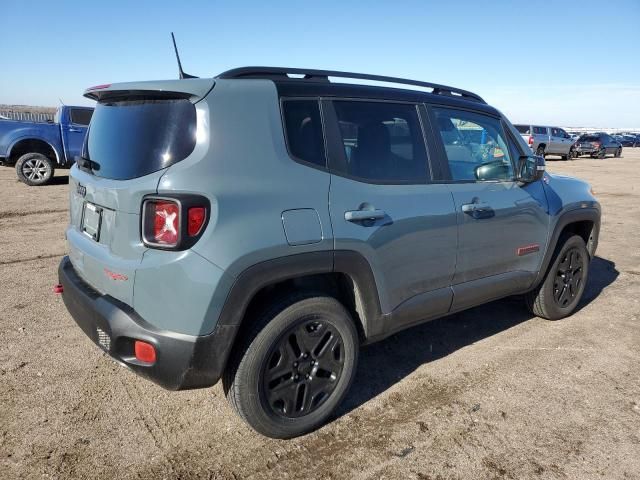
[75,156,100,174]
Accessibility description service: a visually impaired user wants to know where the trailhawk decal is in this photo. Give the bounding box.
[516,244,541,256]
[104,268,128,281]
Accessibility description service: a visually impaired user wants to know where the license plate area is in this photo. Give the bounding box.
[82,202,102,241]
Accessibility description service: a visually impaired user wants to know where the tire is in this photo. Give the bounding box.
[615,147,622,158]
[525,235,590,320]
[223,295,359,439]
[15,152,54,186]
[597,148,606,159]
[535,146,545,157]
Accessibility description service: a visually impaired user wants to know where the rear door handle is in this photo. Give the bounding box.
[68,128,83,133]
[345,209,386,222]
[462,203,495,219]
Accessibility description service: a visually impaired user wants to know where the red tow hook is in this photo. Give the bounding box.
[53,284,64,294]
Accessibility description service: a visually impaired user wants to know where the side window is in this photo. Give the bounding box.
[332,101,427,183]
[551,127,560,137]
[433,108,515,182]
[282,100,326,168]
[533,126,547,135]
[70,108,93,126]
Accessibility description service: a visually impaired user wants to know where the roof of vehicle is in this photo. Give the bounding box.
[84,67,500,116]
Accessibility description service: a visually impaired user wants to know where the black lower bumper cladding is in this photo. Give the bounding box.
[58,256,237,390]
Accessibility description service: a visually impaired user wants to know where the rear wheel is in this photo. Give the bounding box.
[615,147,622,157]
[535,146,545,157]
[597,148,606,159]
[16,153,54,186]
[223,295,359,438]
[525,235,589,320]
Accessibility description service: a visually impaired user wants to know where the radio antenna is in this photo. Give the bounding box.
[171,32,197,79]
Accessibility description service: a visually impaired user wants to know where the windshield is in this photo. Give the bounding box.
[83,98,197,180]
[579,135,599,142]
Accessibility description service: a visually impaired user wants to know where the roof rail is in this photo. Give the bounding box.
[216,66,486,104]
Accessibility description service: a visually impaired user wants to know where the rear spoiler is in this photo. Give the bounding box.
[84,78,215,102]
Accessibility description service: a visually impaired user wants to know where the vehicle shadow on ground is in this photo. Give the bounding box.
[338,256,618,417]
[48,175,70,186]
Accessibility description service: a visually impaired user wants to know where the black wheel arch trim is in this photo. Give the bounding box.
[533,207,600,288]
[215,250,384,358]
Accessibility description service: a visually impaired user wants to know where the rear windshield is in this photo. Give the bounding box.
[514,125,530,134]
[83,98,196,180]
[579,135,599,141]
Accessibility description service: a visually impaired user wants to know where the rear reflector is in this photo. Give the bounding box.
[134,341,156,364]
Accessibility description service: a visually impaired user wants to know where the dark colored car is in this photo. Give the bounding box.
[617,135,639,148]
[575,133,622,158]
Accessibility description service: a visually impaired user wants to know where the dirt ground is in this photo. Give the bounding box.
[1,150,639,480]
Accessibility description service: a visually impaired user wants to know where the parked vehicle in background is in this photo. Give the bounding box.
[618,135,638,147]
[514,124,576,160]
[575,133,622,158]
[58,66,600,438]
[0,105,93,185]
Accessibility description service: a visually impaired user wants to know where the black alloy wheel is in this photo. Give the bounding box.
[262,317,344,418]
[223,295,358,438]
[553,247,585,308]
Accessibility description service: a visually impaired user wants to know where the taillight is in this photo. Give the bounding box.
[147,200,180,247]
[528,135,534,146]
[142,196,209,250]
[592,142,601,148]
[188,207,206,236]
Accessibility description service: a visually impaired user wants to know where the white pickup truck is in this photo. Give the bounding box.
[514,124,576,160]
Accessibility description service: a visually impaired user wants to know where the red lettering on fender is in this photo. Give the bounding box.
[516,244,540,256]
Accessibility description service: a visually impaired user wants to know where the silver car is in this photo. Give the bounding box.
[515,124,577,160]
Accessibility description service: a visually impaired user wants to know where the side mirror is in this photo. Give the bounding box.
[517,155,545,183]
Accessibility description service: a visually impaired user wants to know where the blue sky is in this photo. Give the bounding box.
[2,0,639,127]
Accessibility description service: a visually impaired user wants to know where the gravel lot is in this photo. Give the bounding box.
[1,151,639,480]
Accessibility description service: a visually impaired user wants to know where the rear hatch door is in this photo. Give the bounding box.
[67,78,214,305]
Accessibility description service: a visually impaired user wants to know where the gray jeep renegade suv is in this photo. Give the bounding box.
[58,67,600,438]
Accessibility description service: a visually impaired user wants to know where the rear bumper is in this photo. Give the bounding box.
[58,256,237,390]
[575,146,597,154]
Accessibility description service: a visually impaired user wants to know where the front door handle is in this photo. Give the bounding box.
[68,128,83,133]
[462,203,495,219]
[345,209,386,222]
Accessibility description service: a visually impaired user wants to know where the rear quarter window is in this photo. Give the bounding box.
[514,125,530,134]
[281,100,326,168]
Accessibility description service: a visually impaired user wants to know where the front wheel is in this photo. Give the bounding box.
[223,295,359,438]
[525,235,590,320]
[615,147,622,158]
[16,153,54,186]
